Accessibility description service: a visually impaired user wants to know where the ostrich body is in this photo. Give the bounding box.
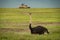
[29,13,49,35]
[29,24,49,34]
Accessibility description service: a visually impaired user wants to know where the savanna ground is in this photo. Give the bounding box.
[0,8,60,40]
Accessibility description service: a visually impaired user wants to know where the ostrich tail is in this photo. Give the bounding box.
[47,30,49,34]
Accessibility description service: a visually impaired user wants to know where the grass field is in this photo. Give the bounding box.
[0,8,60,40]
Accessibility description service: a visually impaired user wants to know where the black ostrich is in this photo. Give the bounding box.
[29,13,49,35]
[29,23,49,35]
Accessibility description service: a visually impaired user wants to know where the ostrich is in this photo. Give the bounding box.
[29,13,49,35]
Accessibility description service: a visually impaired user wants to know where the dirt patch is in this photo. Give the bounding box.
[0,22,60,32]
[0,28,29,32]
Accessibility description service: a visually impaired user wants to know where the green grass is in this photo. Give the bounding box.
[0,8,60,40]
[0,8,60,28]
[0,26,60,40]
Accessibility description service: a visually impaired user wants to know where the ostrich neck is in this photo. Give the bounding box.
[29,23,32,31]
[29,13,32,29]
[29,13,32,24]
